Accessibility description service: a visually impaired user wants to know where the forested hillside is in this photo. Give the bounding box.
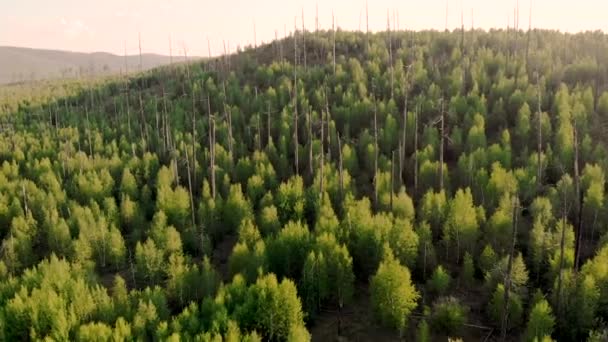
[0,46,177,85]
[1,28,608,341]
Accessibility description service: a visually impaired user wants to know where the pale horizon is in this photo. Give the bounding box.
[1,0,606,57]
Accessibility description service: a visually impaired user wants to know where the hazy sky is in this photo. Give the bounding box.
[1,0,606,56]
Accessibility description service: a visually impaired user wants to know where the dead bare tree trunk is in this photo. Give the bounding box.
[365,1,370,51]
[206,36,212,61]
[162,87,169,152]
[222,40,228,78]
[253,20,257,49]
[169,35,173,66]
[320,108,325,198]
[138,32,143,73]
[256,113,262,151]
[500,196,519,341]
[338,133,344,203]
[325,92,332,161]
[414,106,419,197]
[185,145,196,230]
[124,41,131,138]
[155,97,160,147]
[390,150,395,211]
[222,82,234,159]
[308,110,313,177]
[525,2,532,73]
[267,101,272,147]
[401,65,411,186]
[439,100,445,191]
[536,73,542,192]
[332,12,336,74]
[207,93,216,199]
[301,8,306,71]
[387,11,394,99]
[293,19,300,175]
[374,98,379,209]
[138,92,148,150]
[84,105,93,156]
[183,48,196,188]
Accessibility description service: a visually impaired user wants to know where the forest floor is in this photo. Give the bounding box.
[309,280,502,341]
[212,233,238,282]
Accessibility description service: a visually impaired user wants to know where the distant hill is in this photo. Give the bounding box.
[0,46,188,85]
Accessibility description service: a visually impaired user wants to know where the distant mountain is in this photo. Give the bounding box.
[0,46,187,85]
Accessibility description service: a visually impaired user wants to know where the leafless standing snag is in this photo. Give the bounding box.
[138,91,148,151]
[267,101,272,147]
[184,139,196,230]
[256,112,262,151]
[253,20,257,49]
[207,37,212,72]
[387,10,394,99]
[365,1,369,52]
[293,17,300,175]
[169,35,173,66]
[183,45,196,189]
[275,30,280,61]
[337,133,344,204]
[84,104,93,156]
[308,110,313,177]
[162,86,169,153]
[374,96,379,209]
[390,150,395,211]
[525,1,532,73]
[301,8,306,71]
[325,90,332,161]
[207,93,216,199]
[123,41,131,138]
[439,99,445,191]
[222,40,228,79]
[222,81,234,159]
[536,72,542,192]
[320,106,324,198]
[332,11,336,74]
[414,105,419,198]
[401,64,412,187]
[153,94,159,146]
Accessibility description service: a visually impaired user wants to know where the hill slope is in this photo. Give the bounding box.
[2,29,608,341]
[0,46,183,84]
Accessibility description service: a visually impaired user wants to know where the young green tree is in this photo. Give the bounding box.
[370,252,420,335]
[443,188,483,263]
[430,296,468,336]
[525,298,555,342]
[428,265,451,297]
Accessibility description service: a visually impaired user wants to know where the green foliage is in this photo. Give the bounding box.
[416,319,431,342]
[488,284,523,330]
[525,298,555,342]
[443,188,483,263]
[428,265,451,296]
[266,221,311,280]
[485,254,529,297]
[430,297,468,336]
[461,252,475,286]
[370,254,420,333]
[2,28,608,340]
[238,273,308,341]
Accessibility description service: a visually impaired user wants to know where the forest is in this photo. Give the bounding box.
[1,25,608,341]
